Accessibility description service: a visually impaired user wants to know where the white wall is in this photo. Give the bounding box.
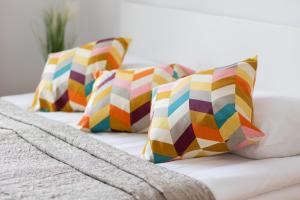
[0,0,120,96]
[128,0,300,27]
[1,0,299,95]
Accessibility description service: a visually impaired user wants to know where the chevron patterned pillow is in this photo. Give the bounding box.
[32,37,131,112]
[78,64,195,133]
[142,57,265,163]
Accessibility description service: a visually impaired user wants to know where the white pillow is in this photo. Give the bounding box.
[234,93,300,159]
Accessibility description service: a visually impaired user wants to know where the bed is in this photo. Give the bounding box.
[2,92,300,200]
[2,1,300,200]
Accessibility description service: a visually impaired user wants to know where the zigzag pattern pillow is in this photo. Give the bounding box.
[79,64,195,133]
[142,57,265,163]
[32,37,131,112]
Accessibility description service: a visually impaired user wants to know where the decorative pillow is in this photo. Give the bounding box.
[32,37,131,112]
[142,57,265,163]
[78,64,195,133]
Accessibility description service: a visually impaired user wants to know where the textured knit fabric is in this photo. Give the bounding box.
[0,99,214,200]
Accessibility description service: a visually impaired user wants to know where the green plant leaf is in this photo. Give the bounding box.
[33,3,76,61]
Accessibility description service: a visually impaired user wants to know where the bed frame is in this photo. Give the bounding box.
[119,2,300,95]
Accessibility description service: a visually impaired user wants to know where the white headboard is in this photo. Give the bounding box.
[120,2,300,95]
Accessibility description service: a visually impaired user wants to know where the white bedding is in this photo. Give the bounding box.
[2,93,300,200]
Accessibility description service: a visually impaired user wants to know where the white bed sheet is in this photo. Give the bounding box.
[2,93,300,200]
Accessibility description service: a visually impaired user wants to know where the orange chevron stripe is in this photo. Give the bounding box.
[68,89,87,106]
[110,105,131,126]
[238,113,261,132]
[133,68,154,81]
[93,70,104,79]
[192,123,224,142]
[236,76,251,96]
[79,115,90,129]
[106,52,121,70]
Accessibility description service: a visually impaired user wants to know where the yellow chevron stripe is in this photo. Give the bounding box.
[150,117,170,129]
[151,140,178,157]
[130,91,151,112]
[190,82,211,91]
[236,95,252,120]
[156,91,171,100]
[219,112,240,140]
[90,104,110,128]
[80,42,95,50]
[197,68,214,75]
[40,80,53,92]
[190,111,218,129]
[116,70,134,80]
[172,76,191,94]
[73,54,90,66]
[153,74,170,85]
[93,86,112,107]
[59,49,76,62]
[212,77,235,90]
[68,79,85,94]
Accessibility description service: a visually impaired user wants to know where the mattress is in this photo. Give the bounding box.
[3,93,300,200]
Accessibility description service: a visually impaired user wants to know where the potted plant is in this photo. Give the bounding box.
[34,2,77,61]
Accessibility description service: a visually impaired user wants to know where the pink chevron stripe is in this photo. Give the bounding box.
[130,83,152,100]
[162,65,173,74]
[157,83,173,93]
[235,140,250,150]
[91,46,111,56]
[113,78,131,90]
[242,126,265,138]
[213,67,236,81]
[180,65,195,75]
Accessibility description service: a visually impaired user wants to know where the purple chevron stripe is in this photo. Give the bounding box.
[98,72,116,89]
[55,91,69,110]
[96,37,114,44]
[189,99,213,114]
[174,124,195,156]
[70,70,85,84]
[130,101,151,124]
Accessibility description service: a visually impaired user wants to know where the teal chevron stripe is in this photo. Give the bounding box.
[153,153,173,163]
[91,117,110,132]
[173,71,179,79]
[215,104,236,128]
[168,90,189,116]
[53,63,72,80]
[85,80,95,96]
